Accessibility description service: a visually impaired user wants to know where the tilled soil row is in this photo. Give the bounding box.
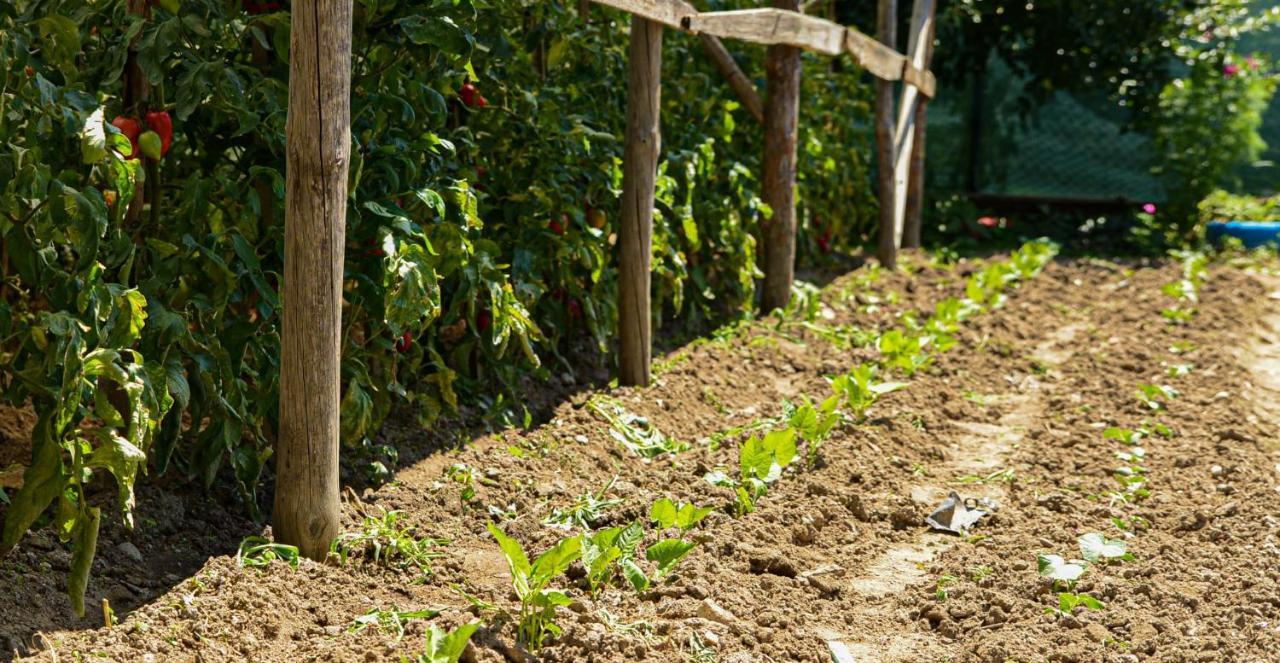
[889,262,1280,662]
[13,254,1259,663]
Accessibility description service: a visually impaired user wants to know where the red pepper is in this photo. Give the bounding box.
[145,110,173,156]
[459,83,479,108]
[111,116,142,160]
[395,331,412,353]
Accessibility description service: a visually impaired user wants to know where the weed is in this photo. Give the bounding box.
[589,397,689,459]
[236,536,299,570]
[544,479,623,531]
[349,606,441,639]
[330,509,447,576]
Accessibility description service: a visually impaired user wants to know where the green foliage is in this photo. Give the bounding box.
[876,329,934,376]
[1199,189,1280,223]
[415,622,480,663]
[705,428,798,517]
[589,397,689,459]
[784,395,840,467]
[545,480,623,531]
[330,509,447,576]
[236,535,300,570]
[830,364,908,422]
[486,523,581,651]
[0,0,876,609]
[349,606,441,640]
[649,498,713,534]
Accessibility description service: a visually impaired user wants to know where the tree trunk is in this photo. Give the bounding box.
[760,0,801,314]
[274,0,353,560]
[618,17,663,387]
[874,0,898,269]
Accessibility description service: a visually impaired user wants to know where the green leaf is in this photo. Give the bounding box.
[1037,554,1086,583]
[675,503,713,531]
[36,14,81,79]
[81,107,108,164]
[645,538,696,579]
[530,535,582,591]
[1,414,68,550]
[422,622,479,663]
[1078,532,1128,562]
[620,557,649,593]
[384,241,441,335]
[486,522,531,596]
[649,498,677,529]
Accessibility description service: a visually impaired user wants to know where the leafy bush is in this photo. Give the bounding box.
[0,0,876,607]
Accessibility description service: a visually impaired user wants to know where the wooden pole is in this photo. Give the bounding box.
[873,0,898,269]
[901,10,936,248]
[760,0,802,313]
[274,0,352,560]
[699,34,765,125]
[618,16,663,387]
[891,0,935,249]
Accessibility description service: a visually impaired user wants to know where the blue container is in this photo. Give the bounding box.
[1205,220,1280,248]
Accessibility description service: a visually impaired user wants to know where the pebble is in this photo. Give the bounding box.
[115,542,144,563]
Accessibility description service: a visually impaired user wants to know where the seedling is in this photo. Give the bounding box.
[956,468,1015,485]
[830,364,908,422]
[876,329,933,376]
[1079,532,1135,564]
[705,428,798,517]
[1037,553,1104,618]
[581,522,646,595]
[935,574,958,602]
[589,397,689,459]
[446,463,477,503]
[487,523,581,650]
[330,509,447,576]
[784,395,841,467]
[349,606,441,639]
[236,536,300,570]
[1135,383,1178,410]
[801,322,879,350]
[1165,363,1194,378]
[413,622,480,663]
[545,479,623,531]
[969,565,994,583]
[649,498,714,534]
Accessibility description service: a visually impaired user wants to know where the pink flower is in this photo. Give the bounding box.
[1142,203,1157,214]
[1224,63,1240,78]
[977,216,998,228]
[1247,56,1260,71]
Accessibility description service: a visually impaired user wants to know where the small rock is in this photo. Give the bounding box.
[1085,622,1111,643]
[116,542,144,563]
[573,435,589,444]
[697,599,739,631]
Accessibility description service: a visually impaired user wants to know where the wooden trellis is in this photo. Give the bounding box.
[591,0,938,385]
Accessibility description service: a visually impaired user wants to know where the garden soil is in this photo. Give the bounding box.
[3,253,1279,662]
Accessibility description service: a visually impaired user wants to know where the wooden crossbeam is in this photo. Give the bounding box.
[588,0,935,94]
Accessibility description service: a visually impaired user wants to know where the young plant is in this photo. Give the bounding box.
[236,536,300,570]
[580,522,646,595]
[704,428,798,517]
[1135,383,1178,410]
[487,523,581,651]
[785,395,841,467]
[1037,554,1103,618]
[1079,532,1135,564]
[830,364,908,422]
[589,397,689,459]
[330,509,447,576]
[413,622,480,663]
[876,329,934,376]
[446,463,477,503]
[649,498,714,535]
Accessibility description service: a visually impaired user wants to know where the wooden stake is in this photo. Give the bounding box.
[890,0,935,248]
[759,0,802,313]
[902,16,936,248]
[873,0,898,269]
[618,16,663,387]
[274,0,353,560]
[698,34,764,126]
